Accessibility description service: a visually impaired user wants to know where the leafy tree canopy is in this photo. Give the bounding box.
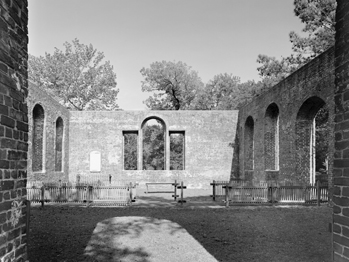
[257,0,336,87]
[140,61,204,110]
[29,38,119,111]
[193,74,263,110]
[141,62,262,110]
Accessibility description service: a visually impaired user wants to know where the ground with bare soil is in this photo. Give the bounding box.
[27,197,332,262]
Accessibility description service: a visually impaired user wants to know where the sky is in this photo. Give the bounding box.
[28,0,304,110]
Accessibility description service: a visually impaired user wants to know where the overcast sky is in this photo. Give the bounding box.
[28,0,304,110]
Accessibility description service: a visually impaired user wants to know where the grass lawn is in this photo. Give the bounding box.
[27,205,332,262]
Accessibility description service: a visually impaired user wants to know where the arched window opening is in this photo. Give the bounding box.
[244,116,254,171]
[315,106,329,180]
[142,118,165,170]
[55,117,64,171]
[264,103,279,170]
[32,104,45,172]
[295,96,328,184]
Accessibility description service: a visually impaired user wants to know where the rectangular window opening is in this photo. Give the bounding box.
[169,131,185,170]
[123,131,138,170]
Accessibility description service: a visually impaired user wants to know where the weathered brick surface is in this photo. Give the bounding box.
[0,0,29,261]
[69,111,237,188]
[234,47,335,185]
[333,1,349,261]
[27,82,70,182]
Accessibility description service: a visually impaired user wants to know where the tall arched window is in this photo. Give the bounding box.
[295,96,328,184]
[55,117,64,171]
[32,104,45,172]
[142,117,165,170]
[244,116,254,171]
[264,103,279,170]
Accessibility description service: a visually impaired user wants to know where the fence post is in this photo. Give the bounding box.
[271,185,274,205]
[225,185,229,208]
[174,180,177,201]
[129,182,133,205]
[87,186,93,207]
[180,181,184,206]
[40,186,44,208]
[212,180,216,201]
[317,180,321,206]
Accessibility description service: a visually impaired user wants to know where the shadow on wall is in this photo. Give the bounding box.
[230,112,242,180]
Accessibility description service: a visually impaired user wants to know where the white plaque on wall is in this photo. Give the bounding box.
[90,151,101,172]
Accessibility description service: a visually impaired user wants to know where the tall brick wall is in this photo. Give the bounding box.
[234,47,335,185]
[69,110,237,188]
[0,0,29,261]
[27,82,70,182]
[332,0,349,261]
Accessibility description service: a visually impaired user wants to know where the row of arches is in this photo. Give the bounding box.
[243,96,329,183]
[32,104,64,172]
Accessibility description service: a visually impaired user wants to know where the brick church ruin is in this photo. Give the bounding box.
[27,47,336,190]
[0,0,348,261]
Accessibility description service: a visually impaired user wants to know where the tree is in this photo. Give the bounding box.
[124,133,138,170]
[193,74,262,110]
[170,133,184,170]
[140,61,204,110]
[143,120,165,170]
[257,0,336,88]
[29,39,119,111]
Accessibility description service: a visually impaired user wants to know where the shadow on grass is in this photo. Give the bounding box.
[133,194,224,208]
[83,216,218,262]
[83,216,185,261]
[27,202,331,262]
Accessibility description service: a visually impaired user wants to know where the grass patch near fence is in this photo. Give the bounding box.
[28,205,331,262]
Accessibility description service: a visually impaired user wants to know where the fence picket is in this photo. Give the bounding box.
[212,180,329,205]
[27,182,136,206]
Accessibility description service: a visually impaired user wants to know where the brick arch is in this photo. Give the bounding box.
[140,116,166,170]
[140,115,169,130]
[32,104,45,172]
[244,116,254,178]
[295,96,326,184]
[55,117,64,171]
[264,103,279,171]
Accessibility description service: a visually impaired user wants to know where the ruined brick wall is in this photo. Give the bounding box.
[27,82,70,182]
[69,111,237,188]
[234,47,335,184]
[0,0,29,260]
[332,0,349,260]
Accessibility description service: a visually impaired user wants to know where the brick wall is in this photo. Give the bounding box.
[264,103,279,171]
[332,0,349,261]
[27,82,70,183]
[0,0,29,261]
[234,47,335,185]
[243,116,254,173]
[69,110,237,188]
